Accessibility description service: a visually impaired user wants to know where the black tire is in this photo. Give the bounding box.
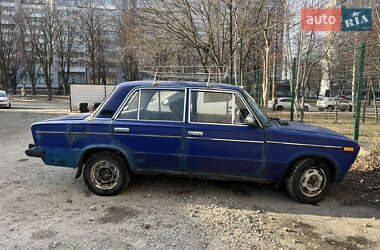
[8,103,11,109]
[318,108,324,112]
[349,106,352,112]
[285,158,332,203]
[340,109,345,112]
[83,151,130,196]
[327,106,334,112]
[304,106,309,112]
[276,105,283,111]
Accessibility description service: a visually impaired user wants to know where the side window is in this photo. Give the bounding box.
[139,89,185,121]
[190,91,233,124]
[190,91,250,125]
[118,90,139,119]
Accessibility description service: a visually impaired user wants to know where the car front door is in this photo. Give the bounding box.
[184,89,266,178]
[112,88,186,172]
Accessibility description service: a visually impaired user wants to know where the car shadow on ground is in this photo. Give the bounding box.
[112,174,380,220]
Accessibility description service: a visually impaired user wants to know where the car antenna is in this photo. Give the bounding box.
[152,71,158,87]
[206,67,211,88]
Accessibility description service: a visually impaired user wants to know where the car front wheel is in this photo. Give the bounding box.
[83,151,130,196]
[276,105,283,111]
[285,158,332,203]
[327,106,334,112]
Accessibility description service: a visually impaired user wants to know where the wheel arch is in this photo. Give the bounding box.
[75,145,133,179]
[278,153,340,186]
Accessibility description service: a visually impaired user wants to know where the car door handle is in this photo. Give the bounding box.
[114,127,130,133]
[188,131,203,137]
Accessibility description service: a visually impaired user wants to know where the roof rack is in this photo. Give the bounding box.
[139,66,229,86]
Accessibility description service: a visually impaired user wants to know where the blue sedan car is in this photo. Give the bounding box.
[25,81,360,203]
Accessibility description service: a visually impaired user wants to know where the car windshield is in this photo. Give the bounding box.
[0,92,6,97]
[242,90,270,125]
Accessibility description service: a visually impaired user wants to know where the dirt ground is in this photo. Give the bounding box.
[0,110,380,250]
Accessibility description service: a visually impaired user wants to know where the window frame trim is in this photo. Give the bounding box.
[113,87,187,123]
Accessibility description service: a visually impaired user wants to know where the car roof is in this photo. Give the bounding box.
[117,81,242,92]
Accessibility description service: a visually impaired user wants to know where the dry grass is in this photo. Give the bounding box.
[267,111,380,146]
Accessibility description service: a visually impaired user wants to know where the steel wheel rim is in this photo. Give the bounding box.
[299,168,327,197]
[90,160,120,190]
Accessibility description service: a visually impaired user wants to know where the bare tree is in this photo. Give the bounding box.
[25,6,57,100]
[140,0,226,69]
[56,10,76,95]
[115,3,139,81]
[258,6,277,113]
[0,7,23,93]
[19,11,40,96]
[76,1,109,84]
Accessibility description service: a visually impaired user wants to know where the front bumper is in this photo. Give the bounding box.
[25,144,45,158]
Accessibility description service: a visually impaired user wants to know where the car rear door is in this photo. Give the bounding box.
[184,89,266,178]
[112,88,186,172]
[282,98,292,109]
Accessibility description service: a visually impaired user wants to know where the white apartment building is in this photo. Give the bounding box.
[0,0,131,91]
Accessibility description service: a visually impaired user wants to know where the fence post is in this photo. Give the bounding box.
[290,58,296,121]
[354,42,365,141]
[239,38,243,85]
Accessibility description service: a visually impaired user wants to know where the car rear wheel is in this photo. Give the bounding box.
[276,105,283,111]
[285,158,332,203]
[327,106,334,112]
[83,152,130,196]
[304,106,309,112]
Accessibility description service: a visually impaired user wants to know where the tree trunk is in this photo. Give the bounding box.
[45,65,52,101]
[261,47,270,114]
[370,79,378,123]
[12,83,17,95]
[63,68,70,95]
[31,79,36,96]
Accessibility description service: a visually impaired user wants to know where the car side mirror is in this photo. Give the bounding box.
[245,114,257,127]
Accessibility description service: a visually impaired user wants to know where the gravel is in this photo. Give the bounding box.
[0,110,380,249]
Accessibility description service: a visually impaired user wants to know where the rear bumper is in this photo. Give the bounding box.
[25,144,45,158]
